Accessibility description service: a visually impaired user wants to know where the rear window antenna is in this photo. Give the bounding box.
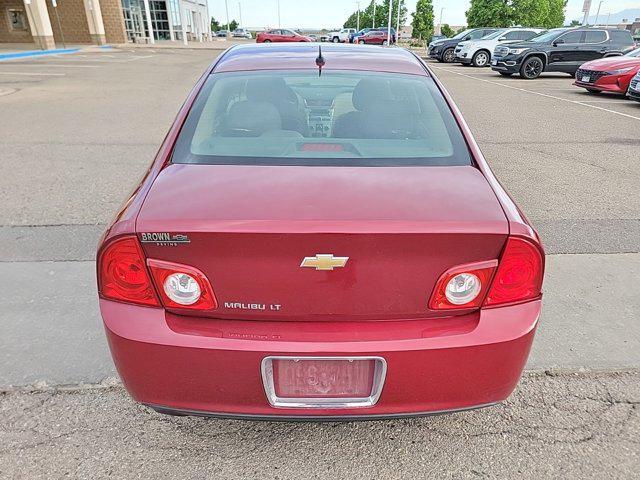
[315,45,325,76]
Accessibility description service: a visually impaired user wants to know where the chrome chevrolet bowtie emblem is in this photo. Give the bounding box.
[300,254,349,271]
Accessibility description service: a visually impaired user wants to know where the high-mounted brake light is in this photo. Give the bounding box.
[98,236,159,307]
[147,259,217,311]
[484,237,544,307]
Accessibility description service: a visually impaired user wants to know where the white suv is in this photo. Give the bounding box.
[327,28,356,43]
[455,28,544,67]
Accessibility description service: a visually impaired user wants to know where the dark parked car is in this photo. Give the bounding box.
[629,70,640,102]
[428,28,499,63]
[491,27,636,79]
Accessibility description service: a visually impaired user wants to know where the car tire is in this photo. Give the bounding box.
[520,57,544,79]
[263,39,271,43]
[471,50,490,67]
[382,40,388,46]
[332,37,340,43]
[358,40,365,44]
[499,72,513,77]
[442,48,455,63]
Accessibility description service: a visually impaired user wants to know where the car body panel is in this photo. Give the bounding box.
[427,28,499,62]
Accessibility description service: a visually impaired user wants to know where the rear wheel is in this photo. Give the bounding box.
[471,50,490,67]
[358,40,365,44]
[332,36,340,43]
[263,39,271,43]
[382,40,388,46]
[442,48,455,63]
[499,72,513,77]
[520,57,544,79]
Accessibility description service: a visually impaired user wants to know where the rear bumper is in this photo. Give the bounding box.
[102,299,540,419]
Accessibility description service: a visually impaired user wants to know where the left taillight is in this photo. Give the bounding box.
[98,236,159,307]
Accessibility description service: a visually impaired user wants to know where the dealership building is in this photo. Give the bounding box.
[0,0,211,49]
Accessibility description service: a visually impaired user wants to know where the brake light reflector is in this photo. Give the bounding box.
[98,236,159,306]
[147,259,217,310]
[484,237,544,307]
[429,261,498,310]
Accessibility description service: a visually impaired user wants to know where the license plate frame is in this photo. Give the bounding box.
[582,75,591,83]
[261,356,387,409]
[491,59,498,66]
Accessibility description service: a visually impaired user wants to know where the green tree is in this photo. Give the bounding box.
[211,17,221,32]
[466,0,512,28]
[569,19,581,27]
[512,0,549,27]
[441,23,455,37]
[412,0,434,40]
[344,1,407,31]
[546,0,567,28]
[229,19,238,31]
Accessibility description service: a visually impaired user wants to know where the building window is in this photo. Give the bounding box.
[7,8,28,31]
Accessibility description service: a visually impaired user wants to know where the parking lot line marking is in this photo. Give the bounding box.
[0,71,65,76]
[0,64,99,68]
[432,66,640,122]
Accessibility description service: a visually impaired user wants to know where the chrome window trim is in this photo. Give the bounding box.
[261,356,387,409]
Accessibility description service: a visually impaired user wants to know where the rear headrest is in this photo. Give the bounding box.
[222,100,281,136]
[246,77,297,104]
[352,78,392,111]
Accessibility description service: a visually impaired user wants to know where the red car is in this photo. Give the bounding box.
[256,29,312,43]
[575,47,640,95]
[356,30,393,45]
[98,44,545,420]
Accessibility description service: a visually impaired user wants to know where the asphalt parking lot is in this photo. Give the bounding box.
[1,48,638,478]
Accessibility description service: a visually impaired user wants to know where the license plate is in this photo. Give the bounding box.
[261,356,387,408]
[582,75,591,82]
[491,59,497,66]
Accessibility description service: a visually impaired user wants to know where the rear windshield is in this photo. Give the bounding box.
[171,70,471,167]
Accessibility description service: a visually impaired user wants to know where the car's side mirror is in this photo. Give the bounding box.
[553,39,564,46]
[498,37,507,41]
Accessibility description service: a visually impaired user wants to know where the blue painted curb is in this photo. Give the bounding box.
[0,48,80,61]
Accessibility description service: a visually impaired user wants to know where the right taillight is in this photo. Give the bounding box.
[484,237,544,307]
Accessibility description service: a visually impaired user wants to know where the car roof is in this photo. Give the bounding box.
[213,43,428,76]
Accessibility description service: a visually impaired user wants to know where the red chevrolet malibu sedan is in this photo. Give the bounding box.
[98,44,545,420]
[575,47,640,95]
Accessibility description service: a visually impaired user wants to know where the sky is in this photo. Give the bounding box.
[209,0,640,30]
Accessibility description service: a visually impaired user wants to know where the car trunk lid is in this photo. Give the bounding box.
[137,164,508,320]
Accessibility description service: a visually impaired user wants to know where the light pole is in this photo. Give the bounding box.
[386,0,392,46]
[224,0,230,33]
[238,2,242,28]
[277,0,281,28]
[356,1,360,31]
[373,1,376,28]
[396,0,401,43]
[438,7,444,35]
[594,1,603,26]
[605,12,611,27]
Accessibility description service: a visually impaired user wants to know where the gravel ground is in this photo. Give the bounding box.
[2,370,638,479]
